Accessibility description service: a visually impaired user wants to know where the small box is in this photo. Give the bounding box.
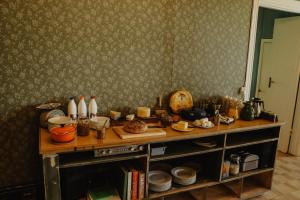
[151,146,167,156]
[240,153,259,172]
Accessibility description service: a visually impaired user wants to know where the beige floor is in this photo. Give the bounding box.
[255,152,300,200]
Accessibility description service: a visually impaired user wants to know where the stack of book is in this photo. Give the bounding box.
[115,164,145,200]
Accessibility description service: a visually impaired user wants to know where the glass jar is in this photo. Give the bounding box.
[77,118,90,136]
[229,154,240,176]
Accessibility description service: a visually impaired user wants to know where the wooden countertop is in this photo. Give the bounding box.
[39,119,284,155]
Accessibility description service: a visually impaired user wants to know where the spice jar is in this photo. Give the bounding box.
[77,118,90,136]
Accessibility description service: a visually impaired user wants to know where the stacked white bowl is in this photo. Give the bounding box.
[148,170,172,192]
[171,167,197,186]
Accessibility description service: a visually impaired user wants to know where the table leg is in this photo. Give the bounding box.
[43,154,61,200]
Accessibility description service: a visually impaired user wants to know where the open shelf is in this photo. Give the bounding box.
[149,150,223,199]
[59,151,148,168]
[150,147,223,162]
[158,192,197,200]
[222,167,274,182]
[225,138,278,149]
[149,179,218,199]
[60,158,148,200]
[150,135,224,162]
[207,184,240,200]
[226,127,280,148]
[242,180,269,199]
[188,183,240,200]
[241,171,272,199]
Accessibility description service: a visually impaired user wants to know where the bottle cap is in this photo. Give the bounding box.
[90,96,96,99]
[69,96,75,100]
[80,96,84,100]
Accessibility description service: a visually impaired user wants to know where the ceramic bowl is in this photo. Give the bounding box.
[48,116,73,131]
[149,170,172,192]
[89,116,110,129]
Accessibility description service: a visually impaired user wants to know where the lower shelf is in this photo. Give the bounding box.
[241,179,269,199]
[222,168,274,182]
[151,185,237,200]
[149,173,271,200]
[161,192,196,200]
[190,185,239,200]
[148,179,218,199]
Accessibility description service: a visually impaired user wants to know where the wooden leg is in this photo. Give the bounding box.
[43,154,61,200]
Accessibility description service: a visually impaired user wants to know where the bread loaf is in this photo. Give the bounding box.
[123,120,148,134]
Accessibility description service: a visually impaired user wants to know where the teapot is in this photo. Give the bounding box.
[252,98,264,118]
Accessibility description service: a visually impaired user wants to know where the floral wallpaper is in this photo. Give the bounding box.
[173,0,252,97]
[0,0,252,188]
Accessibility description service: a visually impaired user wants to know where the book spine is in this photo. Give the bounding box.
[138,171,145,200]
[119,165,128,200]
[127,171,132,200]
[131,170,139,200]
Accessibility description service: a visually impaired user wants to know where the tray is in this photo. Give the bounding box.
[113,127,166,139]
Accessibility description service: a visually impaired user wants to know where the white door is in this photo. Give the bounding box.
[256,39,273,104]
[257,17,300,153]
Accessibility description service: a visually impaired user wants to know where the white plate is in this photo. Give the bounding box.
[171,124,193,132]
[149,170,172,192]
[171,167,196,185]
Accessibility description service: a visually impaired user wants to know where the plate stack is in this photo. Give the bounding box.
[149,171,172,192]
[171,167,197,186]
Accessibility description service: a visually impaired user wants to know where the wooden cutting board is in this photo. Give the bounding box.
[113,127,166,139]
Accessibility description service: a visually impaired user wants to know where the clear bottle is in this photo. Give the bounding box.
[78,96,87,118]
[88,96,97,118]
[68,97,77,120]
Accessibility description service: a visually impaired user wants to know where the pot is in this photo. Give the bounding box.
[50,126,76,143]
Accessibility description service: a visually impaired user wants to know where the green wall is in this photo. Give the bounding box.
[0,0,252,187]
[250,8,300,97]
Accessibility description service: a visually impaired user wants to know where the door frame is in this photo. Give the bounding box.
[244,0,300,100]
[255,39,273,97]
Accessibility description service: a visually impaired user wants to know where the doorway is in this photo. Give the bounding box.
[250,8,300,154]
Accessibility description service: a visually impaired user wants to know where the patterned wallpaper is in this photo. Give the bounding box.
[0,0,252,187]
[173,0,252,98]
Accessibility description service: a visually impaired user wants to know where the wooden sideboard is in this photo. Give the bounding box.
[39,119,284,200]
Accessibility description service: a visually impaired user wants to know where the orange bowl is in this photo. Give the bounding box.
[50,126,76,143]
